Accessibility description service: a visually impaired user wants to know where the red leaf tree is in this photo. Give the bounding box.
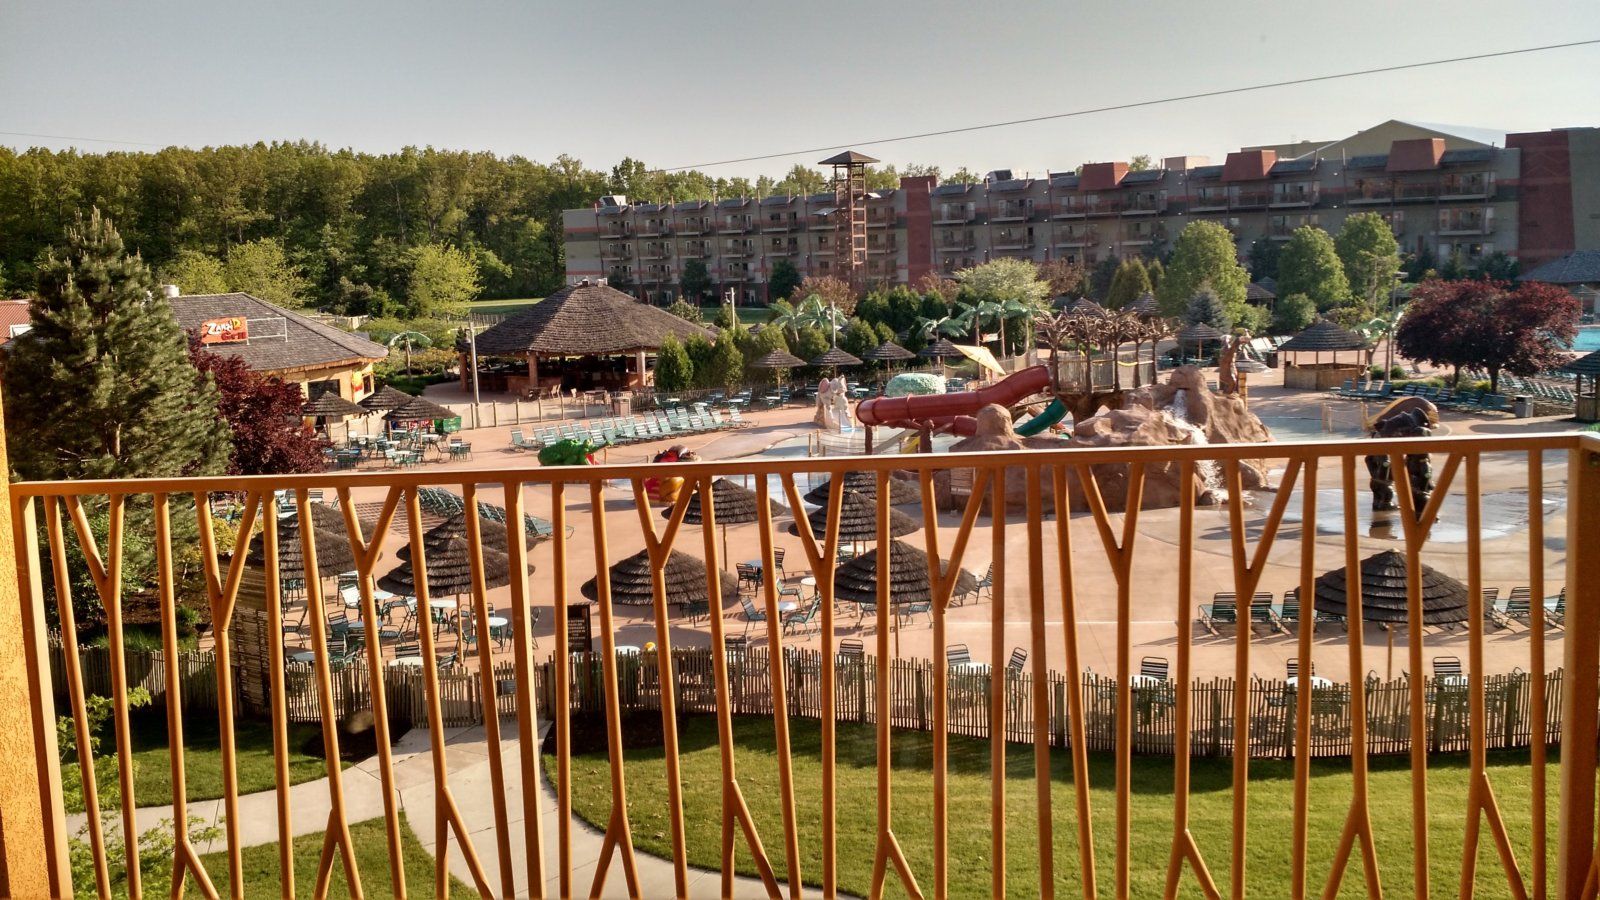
[1395,279,1578,392]
[187,336,328,474]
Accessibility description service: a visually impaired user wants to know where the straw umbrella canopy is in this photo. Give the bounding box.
[1312,549,1469,626]
[864,341,916,363]
[580,548,739,608]
[832,540,977,606]
[811,347,863,368]
[380,537,515,597]
[1276,318,1370,370]
[423,512,537,553]
[359,384,412,413]
[920,338,962,360]
[789,490,920,542]
[385,393,457,423]
[246,502,356,580]
[1063,297,1109,318]
[751,349,807,369]
[1176,322,1224,360]
[1126,292,1159,317]
[804,470,921,507]
[664,478,784,525]
[302,393,368,418]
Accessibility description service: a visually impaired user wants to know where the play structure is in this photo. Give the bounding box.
[856,365,1066,437]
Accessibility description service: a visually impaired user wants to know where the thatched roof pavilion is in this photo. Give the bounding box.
[1276,319,1371,391]
[472,280,715,394]
[1277,319,1369,354]
[422,512,538,553]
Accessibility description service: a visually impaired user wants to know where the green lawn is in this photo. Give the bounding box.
[63,706,340,813]
[556,714,1555,899]
[196,814,474,898]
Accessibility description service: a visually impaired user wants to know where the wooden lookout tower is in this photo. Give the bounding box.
[820,150,876,288]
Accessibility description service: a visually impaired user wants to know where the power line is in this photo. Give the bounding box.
[0,130,165,148]
[659,38,1600,171]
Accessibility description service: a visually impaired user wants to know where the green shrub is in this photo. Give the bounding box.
[1390,366,1407,380]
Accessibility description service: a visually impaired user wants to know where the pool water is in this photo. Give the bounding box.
[1571,327,1600,352]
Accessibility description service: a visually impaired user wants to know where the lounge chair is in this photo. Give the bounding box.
[1199,596,1238,633]
[946,644,972,667]
[1007,647,1028,674]
[737,596,766,629]
[1140,656,1169,681]
[1249,593,1284,632]
[1545,588,1566,625]
[837,638,864,663]
[1433,656,1464,680]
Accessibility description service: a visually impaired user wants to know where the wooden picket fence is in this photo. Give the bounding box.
[50,644,1564,758]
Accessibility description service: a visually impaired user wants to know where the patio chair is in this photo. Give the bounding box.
[783,598,820,634]
[1140,656,1170,681]
[898,601,931,628]
[724,634,749,656]
[974,563,995,600]
[1286,658,1315,680]
[736,562,763,593]
[1007,647,1028,674]
[1545,588,1566,625]
[772,548,787,582]
[946,643,972,668]
[837,638,865,663]
[1480,587,1504,628]
[1198,595,1238,633]
[395,641,421,659]
[737,596,766,629]
[1433,656,1464,679]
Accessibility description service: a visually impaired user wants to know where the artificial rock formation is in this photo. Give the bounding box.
[934,366,1275,512]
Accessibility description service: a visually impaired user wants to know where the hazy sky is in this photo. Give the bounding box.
[3,0,1599,180]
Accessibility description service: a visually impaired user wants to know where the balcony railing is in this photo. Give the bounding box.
[1055,230,1099,248]
[717,219,752,234]
[676,220,710,235]
[1190,195,1231,212]
[990,204,1032,222]
[1051,202,1088,219]
[599,244,632,259]
[7,431,1599,898]
[1270,186,1320,208]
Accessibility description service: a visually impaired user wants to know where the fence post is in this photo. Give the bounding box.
[0,419,69,892]
[1560,437,1600,898]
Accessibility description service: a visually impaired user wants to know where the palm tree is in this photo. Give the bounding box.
[387,331,432,375]
[767,299,801,342]
[997,298,1036,354]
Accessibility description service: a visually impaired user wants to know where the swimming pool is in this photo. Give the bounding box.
[1571,326,1600,352]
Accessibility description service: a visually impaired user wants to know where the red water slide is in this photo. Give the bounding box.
[855,365,1051,435]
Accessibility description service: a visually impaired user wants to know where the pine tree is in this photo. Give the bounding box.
[706,329,745,392]
[1185,287,1233,331]
[4,210,230,481]
[1105,258,1153,309]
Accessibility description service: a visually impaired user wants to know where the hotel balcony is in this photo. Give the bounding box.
[1441,175,1496,200]
[637,224,672,237]
[867,210,896,228]
[1120,229,1166,246]
[936,239,975,252]
[1054,230,1100,248]
[990,235,1034,251]
[8,427,1599,899]
[1439,215,1495,236]
[1051,201,1088,219]
[1396,182,1441,202]
[680,243,711,259]
[1230,190,1273,210]
[599,244,633,259]
[767,242,799,257]
[867,242,898,256]
[676,220,710,235]
[990,203,1032,222]
[599,225,633,239]
[640,246,671,260]
[717,219,753,234]
[1189,195,1231,212]
[1120,196,1167,215]
[761,219,798,233]
[721,244,753,258]
[1270,186,1320,208]
[934,212,976,225]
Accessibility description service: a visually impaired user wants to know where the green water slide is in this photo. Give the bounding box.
[1014,398,1068,436]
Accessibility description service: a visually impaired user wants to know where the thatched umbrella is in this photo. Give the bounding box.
[580,549,739,611]
[359,384,412,413]
[1313,549,1469,626]
[804,470,921,507]
[386,393,457,423]
[811,347,863,373]
[751,349,806,370]
[1063,297,1109,318]
[1276,318,1370,373]
[1126,292,1159,317]
[789,489,920,543]
[423,512,538,553]
[381,536,519,649]
[302,393,368,418]
[919,337,962,360]
[663,477,786,562]
[864,341,916,363]
[246,502,356,581]
[833,540,977,655]
[1176,322,1224,361]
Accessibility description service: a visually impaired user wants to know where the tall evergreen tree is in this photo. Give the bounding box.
[4,210,229,481]
[653,335,693,391]
[768,258,802,301]
[1105,258,1153,309]
[1185,287,1233,331]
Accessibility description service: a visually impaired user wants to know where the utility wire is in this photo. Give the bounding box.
[658,38,1600,171]
[2,38,1596,160]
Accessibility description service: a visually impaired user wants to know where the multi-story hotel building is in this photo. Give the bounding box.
[563,120,1600,304]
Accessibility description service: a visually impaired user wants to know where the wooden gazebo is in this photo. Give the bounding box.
[1276,319,1370,391]
[1562,350,1600,422]
[472,279,714,398]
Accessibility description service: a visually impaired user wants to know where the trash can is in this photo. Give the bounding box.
[1513,395,1534,418]
[611,393,632,416]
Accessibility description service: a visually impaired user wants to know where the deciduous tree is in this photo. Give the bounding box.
[222,238,310,308]
[1276,226,1350,312]
[653,335,693,391]
[1157,221,1249,319]
[188,338,326,474]
[1395,279,1578,390]
[1334,213,1401,318]
[680,259,712,302]
[405,243,480,317]
[159,249,228,294]
[1271,292,1317,334]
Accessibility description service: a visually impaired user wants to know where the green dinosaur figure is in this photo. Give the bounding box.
[538,437,602,466]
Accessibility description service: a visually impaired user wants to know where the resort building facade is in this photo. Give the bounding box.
[562,120,1600,304]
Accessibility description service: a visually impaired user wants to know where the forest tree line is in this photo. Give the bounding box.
[0,142,941,315]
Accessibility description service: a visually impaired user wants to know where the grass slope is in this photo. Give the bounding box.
[556,713,1554,899]
[199,814,474,898]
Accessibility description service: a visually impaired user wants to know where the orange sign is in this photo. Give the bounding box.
[198,316,249,344]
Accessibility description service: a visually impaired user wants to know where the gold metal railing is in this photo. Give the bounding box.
[6,432,1599,898]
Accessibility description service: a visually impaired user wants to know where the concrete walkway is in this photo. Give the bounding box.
[64,723,779,898]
